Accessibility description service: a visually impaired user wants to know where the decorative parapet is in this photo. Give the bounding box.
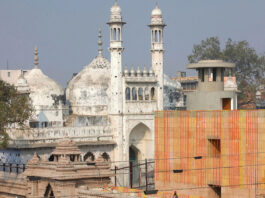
[6,126,114,148]
[123,67,155,80]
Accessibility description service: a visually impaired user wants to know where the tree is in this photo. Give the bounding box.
[0,80,33,147]
[188,37,265,109]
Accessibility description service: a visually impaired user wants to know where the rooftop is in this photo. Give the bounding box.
[187,60,235,69]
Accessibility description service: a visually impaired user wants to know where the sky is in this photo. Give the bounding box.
[0,0,265,87]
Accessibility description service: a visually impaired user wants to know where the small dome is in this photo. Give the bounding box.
[130,68,135,76]
[152,5,162,16]
[149,67,154,76]
[143,67,147,76]
[136,66,141,76]
[111,2,121,14]
[124,67,129,76]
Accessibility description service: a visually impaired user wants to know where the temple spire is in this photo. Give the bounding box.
[97,28,103,56]
[34,46,39,69]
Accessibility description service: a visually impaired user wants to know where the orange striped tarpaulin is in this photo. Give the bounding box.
[155,110,265,192]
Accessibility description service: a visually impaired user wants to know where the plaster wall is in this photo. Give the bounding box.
[186,91,237,110]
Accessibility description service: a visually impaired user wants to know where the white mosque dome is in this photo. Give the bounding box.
[66,30,111,116]
[25,68,64,106]
[24,47,64,108]
[152,5,162,16]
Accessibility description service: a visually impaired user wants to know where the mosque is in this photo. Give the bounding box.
[1,1,184,174]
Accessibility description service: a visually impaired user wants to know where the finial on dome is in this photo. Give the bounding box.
[34,46,39,69]
[98,28,103,56]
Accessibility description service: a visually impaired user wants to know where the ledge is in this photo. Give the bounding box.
[8,140,116,149]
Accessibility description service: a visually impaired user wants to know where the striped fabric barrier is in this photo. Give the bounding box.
[155,110,265,191]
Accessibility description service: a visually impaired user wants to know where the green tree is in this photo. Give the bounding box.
[188,37,265,109]
[0,80,33,147]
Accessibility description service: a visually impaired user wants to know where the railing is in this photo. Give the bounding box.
[112,159,155,191]
[0,163,26,174]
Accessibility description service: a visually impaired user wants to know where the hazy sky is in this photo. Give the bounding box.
[1,0,265,87]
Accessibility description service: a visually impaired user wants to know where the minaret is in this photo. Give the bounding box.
[107,1,126,114]
[149,4,166,110]
[34,46,39,69]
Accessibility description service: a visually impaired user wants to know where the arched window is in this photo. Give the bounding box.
[145,87,149,100]
[117,28,120,41]
[132,87,137,100]
[152,30,155,42]
[151,87,156,100]
[138,88,143,100]
[125,87,130,100]
[84,152,95,161]
[159,30,162,42]
[155,30,158,42]
[102,152,110,161]
[113,28,117,40]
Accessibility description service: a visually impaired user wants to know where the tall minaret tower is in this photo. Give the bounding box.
[107,1,126,115]
[149,4,166,110]
[107,2,126,161]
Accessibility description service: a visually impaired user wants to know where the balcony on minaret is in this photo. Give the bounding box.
[110,40,123,49]
[151,42,164,51]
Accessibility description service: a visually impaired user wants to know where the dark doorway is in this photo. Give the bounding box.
[222,98,231,110]
[129,146,140,187]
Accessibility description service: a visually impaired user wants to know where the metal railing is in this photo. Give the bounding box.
[112,159,155,191]
[0,163,26,174]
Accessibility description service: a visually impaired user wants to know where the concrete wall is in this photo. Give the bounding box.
[186,91,237,110]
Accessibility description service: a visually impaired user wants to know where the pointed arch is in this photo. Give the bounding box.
[129,122,152,161]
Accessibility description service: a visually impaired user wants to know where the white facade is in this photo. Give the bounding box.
[4,3,184,183]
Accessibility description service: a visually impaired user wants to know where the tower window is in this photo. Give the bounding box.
[113,28,117,41]
[155,30,158,42]
[117,28,120,41]
[213,68,217,82]
[201,69,205,82]
[7,72,10,77]
[221,68,224,82]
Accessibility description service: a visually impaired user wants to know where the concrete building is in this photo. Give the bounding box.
[0,69,29,85]
[186,60,238,110]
